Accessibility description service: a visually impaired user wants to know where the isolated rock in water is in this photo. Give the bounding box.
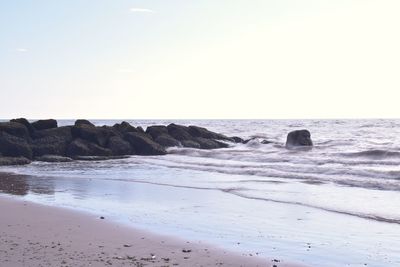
[31,127,73,157]
[167,124,192,141]
[107,136,132,155]
[31,119,58,131]
[286,129,313,147]
[113,121,138,134]
[67,138,112,157]
[155,134,180,147]
[0,156,31,166]
[124,132,166,155]
[72,124,114,147]
[74,119,95,127]
[181,140,201,149]
[146,125,168,139]
[35,155,73,162]
[0,122,30,140]
[10,118,35,136]
[0,132,33,159]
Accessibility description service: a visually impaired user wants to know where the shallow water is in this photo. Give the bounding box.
[1,119,400,266]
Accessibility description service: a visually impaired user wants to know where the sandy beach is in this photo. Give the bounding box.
[0,195,304,267]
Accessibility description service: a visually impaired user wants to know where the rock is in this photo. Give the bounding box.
[31,127,73,157]
[107,136,132,155]
[66,139,112,158]
[188,125,231,141]
[10,118,35,136]
[31,119,58,130]
[0,132,33,159]
[286,129,313,147]
[194,137,229,149]
[113,121,138,134]
[181,140,201,148]
[124,132,166,155]
[72,125,114,147]
[0,122,30,140]
[74,119,95,127]
[167,124,192,141]
[0,157,31,166]
[155,134,180,147]
[35,155,73,162]
[146,126,168,139]
[136,126,145,133]
[261,139,272,144]
[231,136,244,143]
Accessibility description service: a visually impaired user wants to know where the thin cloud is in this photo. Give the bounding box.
[129,8,155,13]
[16,48,28,52]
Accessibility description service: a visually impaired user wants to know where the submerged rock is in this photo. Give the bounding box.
[286,129,313,147]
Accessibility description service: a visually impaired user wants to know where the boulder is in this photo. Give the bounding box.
[74,119,95,127]
[167,124,192,141]
[124,132,166,155]
[146,125,168,139]
[31,119,58,130]
[286,129,313,147]
[181,140,201,149]
[107,136,132,155]
[66,139,112,158]
[72,124,114,147]
[155,134,180,147]
[136,126,145,133]
[36,155,73,162]
[231,136,244,143]
[194,137,229,149]
[188,125,231,141]
[0,132,33,159]
[31,127,73,157]
[10,118,35,136]
[113,121,138,134]
[0,122,30,140]
[0,157,31,166]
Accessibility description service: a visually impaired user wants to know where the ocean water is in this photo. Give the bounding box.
[1,119,400,267]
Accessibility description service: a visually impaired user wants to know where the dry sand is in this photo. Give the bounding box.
[0,195,306,267]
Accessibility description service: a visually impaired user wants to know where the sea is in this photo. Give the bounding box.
[1,119,400,267]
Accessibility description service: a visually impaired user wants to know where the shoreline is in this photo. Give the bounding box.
[0,194,305,267]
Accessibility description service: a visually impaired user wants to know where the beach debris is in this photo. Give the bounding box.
[100,216,105,219]
[123,244,132,247]
[182,249,192,253]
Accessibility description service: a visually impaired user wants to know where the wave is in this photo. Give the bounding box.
[341,149,400,159]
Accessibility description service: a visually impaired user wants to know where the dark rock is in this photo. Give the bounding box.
[0,122,30,140]
[74,119,95,127]
[107,136,132,155]
[136,126,145,133]
[36,155,73,162]
[124,132,166,155]
[231,136,244,143]
[194,137,229,149]
[188,125,231,141]
[10,118,35,136]
[31,119,58,130]
[0,157,31,166]
[181,140,201,148]
[155,134,180,147]
[167,124,192,141]
[286,129,313,147]
[146,125,168,139]
[113,121,138,134]
[31,127,73,157]
[0,132,32,159]
[67,139,112,158]
[72,125,114,147]
[261,139,272,144]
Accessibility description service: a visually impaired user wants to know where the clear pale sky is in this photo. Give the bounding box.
[1,0,399,119]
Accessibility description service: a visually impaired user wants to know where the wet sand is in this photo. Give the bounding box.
[0,195,304,267]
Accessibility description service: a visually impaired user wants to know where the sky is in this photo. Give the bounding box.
[1,0,399,119]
